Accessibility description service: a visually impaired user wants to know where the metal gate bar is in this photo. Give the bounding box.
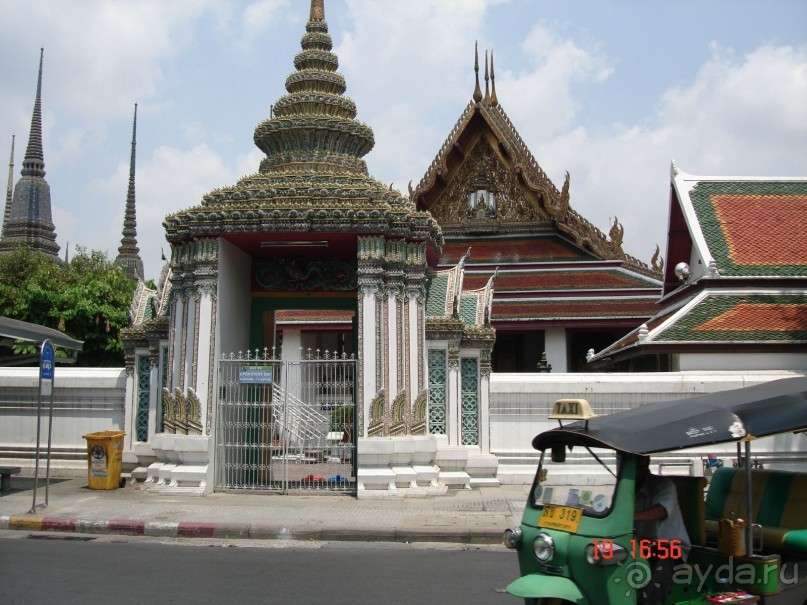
[215,349,356,493]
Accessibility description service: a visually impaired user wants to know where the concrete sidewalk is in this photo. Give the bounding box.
[0,475,529,544]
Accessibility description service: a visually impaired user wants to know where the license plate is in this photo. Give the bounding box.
[538,505,583,533]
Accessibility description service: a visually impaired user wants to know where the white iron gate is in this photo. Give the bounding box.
[215,349,356,493]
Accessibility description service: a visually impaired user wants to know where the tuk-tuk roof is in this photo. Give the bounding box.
[532,376,807,455]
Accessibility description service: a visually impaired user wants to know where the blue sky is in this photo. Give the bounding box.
[1,0,805,280]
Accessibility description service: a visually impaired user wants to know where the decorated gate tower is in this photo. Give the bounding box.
[132,0,448,493]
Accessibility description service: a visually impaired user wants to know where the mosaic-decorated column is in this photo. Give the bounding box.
[165,238,219,436]
[405,242,428,433]
[358,237,429,437]
[358,237,385,437]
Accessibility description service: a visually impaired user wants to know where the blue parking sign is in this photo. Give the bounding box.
[41,340,54,381]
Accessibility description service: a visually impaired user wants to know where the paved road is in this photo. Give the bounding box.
[0,532,520,605]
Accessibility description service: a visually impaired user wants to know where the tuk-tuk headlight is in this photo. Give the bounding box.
[503,527,523,550]
[585,541,628,566]
[533,532,555,562]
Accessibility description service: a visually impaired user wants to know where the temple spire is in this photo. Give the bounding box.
[473,42,483,103]
[2,135,13,238]
[484,49,490,104]
[310,0,325,21]
[0,48,59,259]
[114,103,144,281]
[22,48,45,178]
[251,0,374,177]
[490,50,499,107]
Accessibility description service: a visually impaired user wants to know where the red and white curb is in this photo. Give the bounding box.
[0,514,502,543]
[0,515,249,539]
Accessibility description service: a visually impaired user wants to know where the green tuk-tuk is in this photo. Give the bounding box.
[503,376,807,604]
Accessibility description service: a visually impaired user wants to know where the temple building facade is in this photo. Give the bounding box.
[412,46,663,374]
[2,2,802,491]
[119,0,667,495]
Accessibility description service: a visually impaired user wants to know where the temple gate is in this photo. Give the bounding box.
[215,349,356,492]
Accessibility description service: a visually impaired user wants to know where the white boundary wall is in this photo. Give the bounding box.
[0,367,125,474]
[490,371,807,483]
[1,367,804,481]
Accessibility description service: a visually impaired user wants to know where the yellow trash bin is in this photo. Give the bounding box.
[82,430,125,490]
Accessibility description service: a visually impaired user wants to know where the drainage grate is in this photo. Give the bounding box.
[26,535,96,542]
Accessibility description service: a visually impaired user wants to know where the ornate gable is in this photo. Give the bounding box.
[427,135,545,227]
[410,45,656,276]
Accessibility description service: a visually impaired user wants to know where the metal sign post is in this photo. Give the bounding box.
[30,339,55,512]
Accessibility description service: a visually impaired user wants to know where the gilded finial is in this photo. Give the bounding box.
[473,42,483,103]
[310,0,325,21]
[490,50,499,107]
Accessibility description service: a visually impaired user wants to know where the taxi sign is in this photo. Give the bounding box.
[548,398,597,421]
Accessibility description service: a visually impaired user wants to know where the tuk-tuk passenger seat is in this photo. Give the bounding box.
[704,467,807,556]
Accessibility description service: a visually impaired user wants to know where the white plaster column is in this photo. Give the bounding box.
[447,347,460,445]
[147,352,160,439]
[122,363,137,451]
[359,285,377,437]
[545,327,568,373]
[478,364,491,454]
[170,297,185,389]
[407,292,419,407]
[183,296,197,392]
[386,288,398,403]
[194,290,214,434]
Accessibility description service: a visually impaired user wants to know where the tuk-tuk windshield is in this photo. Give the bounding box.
[529,446,620,518]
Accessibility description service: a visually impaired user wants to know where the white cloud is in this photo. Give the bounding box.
[334,0,510,193]
[496,24,614,140]
[657,43,807,173]
[241,0,292,44]
[535,42,807,266]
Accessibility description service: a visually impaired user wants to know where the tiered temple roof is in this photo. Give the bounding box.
[163,0,441,258]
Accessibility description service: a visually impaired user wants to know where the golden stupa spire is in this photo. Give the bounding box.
[310,0,325,21]
[473,42,483,103]
[490,49,499,107]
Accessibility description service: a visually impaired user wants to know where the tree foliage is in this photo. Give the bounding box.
[0,246,136,366]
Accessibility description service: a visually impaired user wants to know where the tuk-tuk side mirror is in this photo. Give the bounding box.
[551,445,566,463]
